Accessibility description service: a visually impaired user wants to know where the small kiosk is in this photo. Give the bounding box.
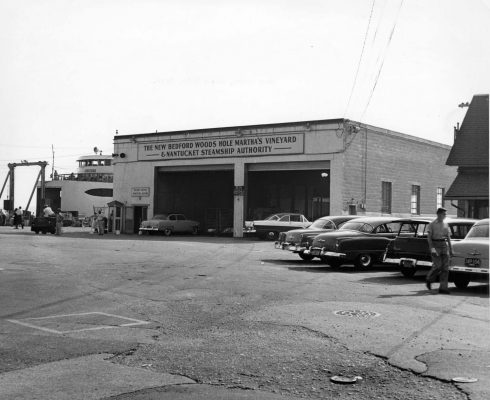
[107,200,124,234]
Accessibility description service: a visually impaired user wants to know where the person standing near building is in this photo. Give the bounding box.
[426,207,454,294]
[43,204,55,217]
[55,209,63,236]
[16,206,24,229]
[97,210,105,236]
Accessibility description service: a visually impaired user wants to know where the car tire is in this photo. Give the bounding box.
[42,231,47,235]
[266,231,278,241]
[354,254,374,270]
[453,276,470,289]
[400,266,417,278]
[327,258,343,268]
[299,252,314,261]
[163,228,172,236]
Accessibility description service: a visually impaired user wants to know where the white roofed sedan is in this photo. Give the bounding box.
[253,213,310,240]
[449,219,489,289]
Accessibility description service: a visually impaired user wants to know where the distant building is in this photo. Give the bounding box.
[112,119,457,236]
[445,94,489,219]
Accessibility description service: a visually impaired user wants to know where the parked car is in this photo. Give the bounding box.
[31,216,56,234]
[275,215,360,260]
[307,217,402,269]
[384,218,478,277]
[449,218,489,289]
[253,213,310,240]
[139,213,199,236]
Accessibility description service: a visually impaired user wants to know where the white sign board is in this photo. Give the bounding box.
[137,133,304,161]
[131,187,150,197]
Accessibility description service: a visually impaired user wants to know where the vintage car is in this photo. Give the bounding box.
[449,218,489,289]
[253,213,310,240]
[307,217,402,269]
[384,218,478,277]
[31,216,57,234]
[139,213,199,236]
[275,215,360,260]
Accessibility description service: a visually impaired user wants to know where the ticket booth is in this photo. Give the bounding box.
[107,200,124,234]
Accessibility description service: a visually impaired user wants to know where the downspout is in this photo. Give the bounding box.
[451,201,465,217]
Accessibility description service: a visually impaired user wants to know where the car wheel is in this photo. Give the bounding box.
[42,231,47,235]
[266,231,278,241]
[354,254,374,269]
[192,226,199,235]
[327,258,343,268]
[299,252,314,261]
[400,266,417,278]
[453,276,470,289]
[163,228,172,236]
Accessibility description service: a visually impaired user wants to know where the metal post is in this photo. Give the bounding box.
[26,169,42,212]
[9,164,15,210]
[40,163,46,206]
[0,170,10,200]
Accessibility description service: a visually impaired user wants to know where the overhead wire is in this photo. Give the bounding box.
[359,0,404,122]
[343,0,377,119]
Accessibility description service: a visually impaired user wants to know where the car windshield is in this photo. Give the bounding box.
[466,223,489,239]
[310,219,329,229]
[265,215,280,221]
[153,214,168,220]
[340,221,374,233]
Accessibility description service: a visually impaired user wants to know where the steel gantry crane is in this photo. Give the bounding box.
[0,161,48,213]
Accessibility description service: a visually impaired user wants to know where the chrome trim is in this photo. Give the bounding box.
[321,251,346,258]
[450,266,489,274]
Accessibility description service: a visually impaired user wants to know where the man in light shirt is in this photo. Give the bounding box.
[43,204,55,217]
[426,207,453,294]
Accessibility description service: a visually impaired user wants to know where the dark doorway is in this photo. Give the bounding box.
[247,170,330,221]
[133,206,148,233]
[155,170,234,232]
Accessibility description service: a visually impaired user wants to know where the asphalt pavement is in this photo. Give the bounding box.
[0,226,488,399]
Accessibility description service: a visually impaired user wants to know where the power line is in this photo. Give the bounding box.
[360,0,404,122]
[343,0,377,119]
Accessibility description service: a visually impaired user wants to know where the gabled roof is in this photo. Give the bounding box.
[445,169,489,200]
[446,94,489,167]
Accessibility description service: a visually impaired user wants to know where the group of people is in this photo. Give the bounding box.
[42,204,64,235]
[12,207,24,229]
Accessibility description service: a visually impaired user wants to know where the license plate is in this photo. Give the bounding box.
[402,259,415,267]
[310,249,321,256]
[465,258,481,267]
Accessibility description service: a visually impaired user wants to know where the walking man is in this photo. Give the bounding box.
[426,207,453,294]
[55,209,63,236]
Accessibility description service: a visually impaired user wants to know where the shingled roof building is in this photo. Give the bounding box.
[445,94,489,218]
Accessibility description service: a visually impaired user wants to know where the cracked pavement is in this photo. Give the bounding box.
[0,227,488,399]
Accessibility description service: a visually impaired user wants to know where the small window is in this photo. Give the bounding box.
[381,181,392,214]
[290,215,301,222]
[450,224,472,239]
[169,215,177,221]
[322,221,335,230]
[411,185,420,215]
[279,215,290,222]
[177,215,186,220]
[437,187,445,209]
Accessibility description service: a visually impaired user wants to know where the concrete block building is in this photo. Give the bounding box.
[112,119,457,236]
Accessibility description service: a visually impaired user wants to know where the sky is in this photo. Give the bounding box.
[1,0,489,212]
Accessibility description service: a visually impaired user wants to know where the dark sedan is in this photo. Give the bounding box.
[384,217,478,277]
[275,215,360,261]
[307,217,402,269]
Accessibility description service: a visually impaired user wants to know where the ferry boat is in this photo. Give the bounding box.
[37,150,113,218]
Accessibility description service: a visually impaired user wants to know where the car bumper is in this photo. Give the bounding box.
[274,242,306,252]
[307,248,346,258]
[450,266,489,274]
[139,227,159,231]
[396,258,433,268]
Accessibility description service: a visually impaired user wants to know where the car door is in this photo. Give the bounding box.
[176,214,190,232]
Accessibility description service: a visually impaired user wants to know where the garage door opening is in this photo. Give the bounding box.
[247,170,330,221]
[155,170,234,233]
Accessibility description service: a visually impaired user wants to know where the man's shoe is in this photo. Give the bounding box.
[438,289,450,295]
[426,281,431,290]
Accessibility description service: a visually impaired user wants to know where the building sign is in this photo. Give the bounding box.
[137,133,304,161]
[131,187,150,197]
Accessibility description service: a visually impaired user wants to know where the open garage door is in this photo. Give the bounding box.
[247,161,330,221]
[155,167,234,233]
